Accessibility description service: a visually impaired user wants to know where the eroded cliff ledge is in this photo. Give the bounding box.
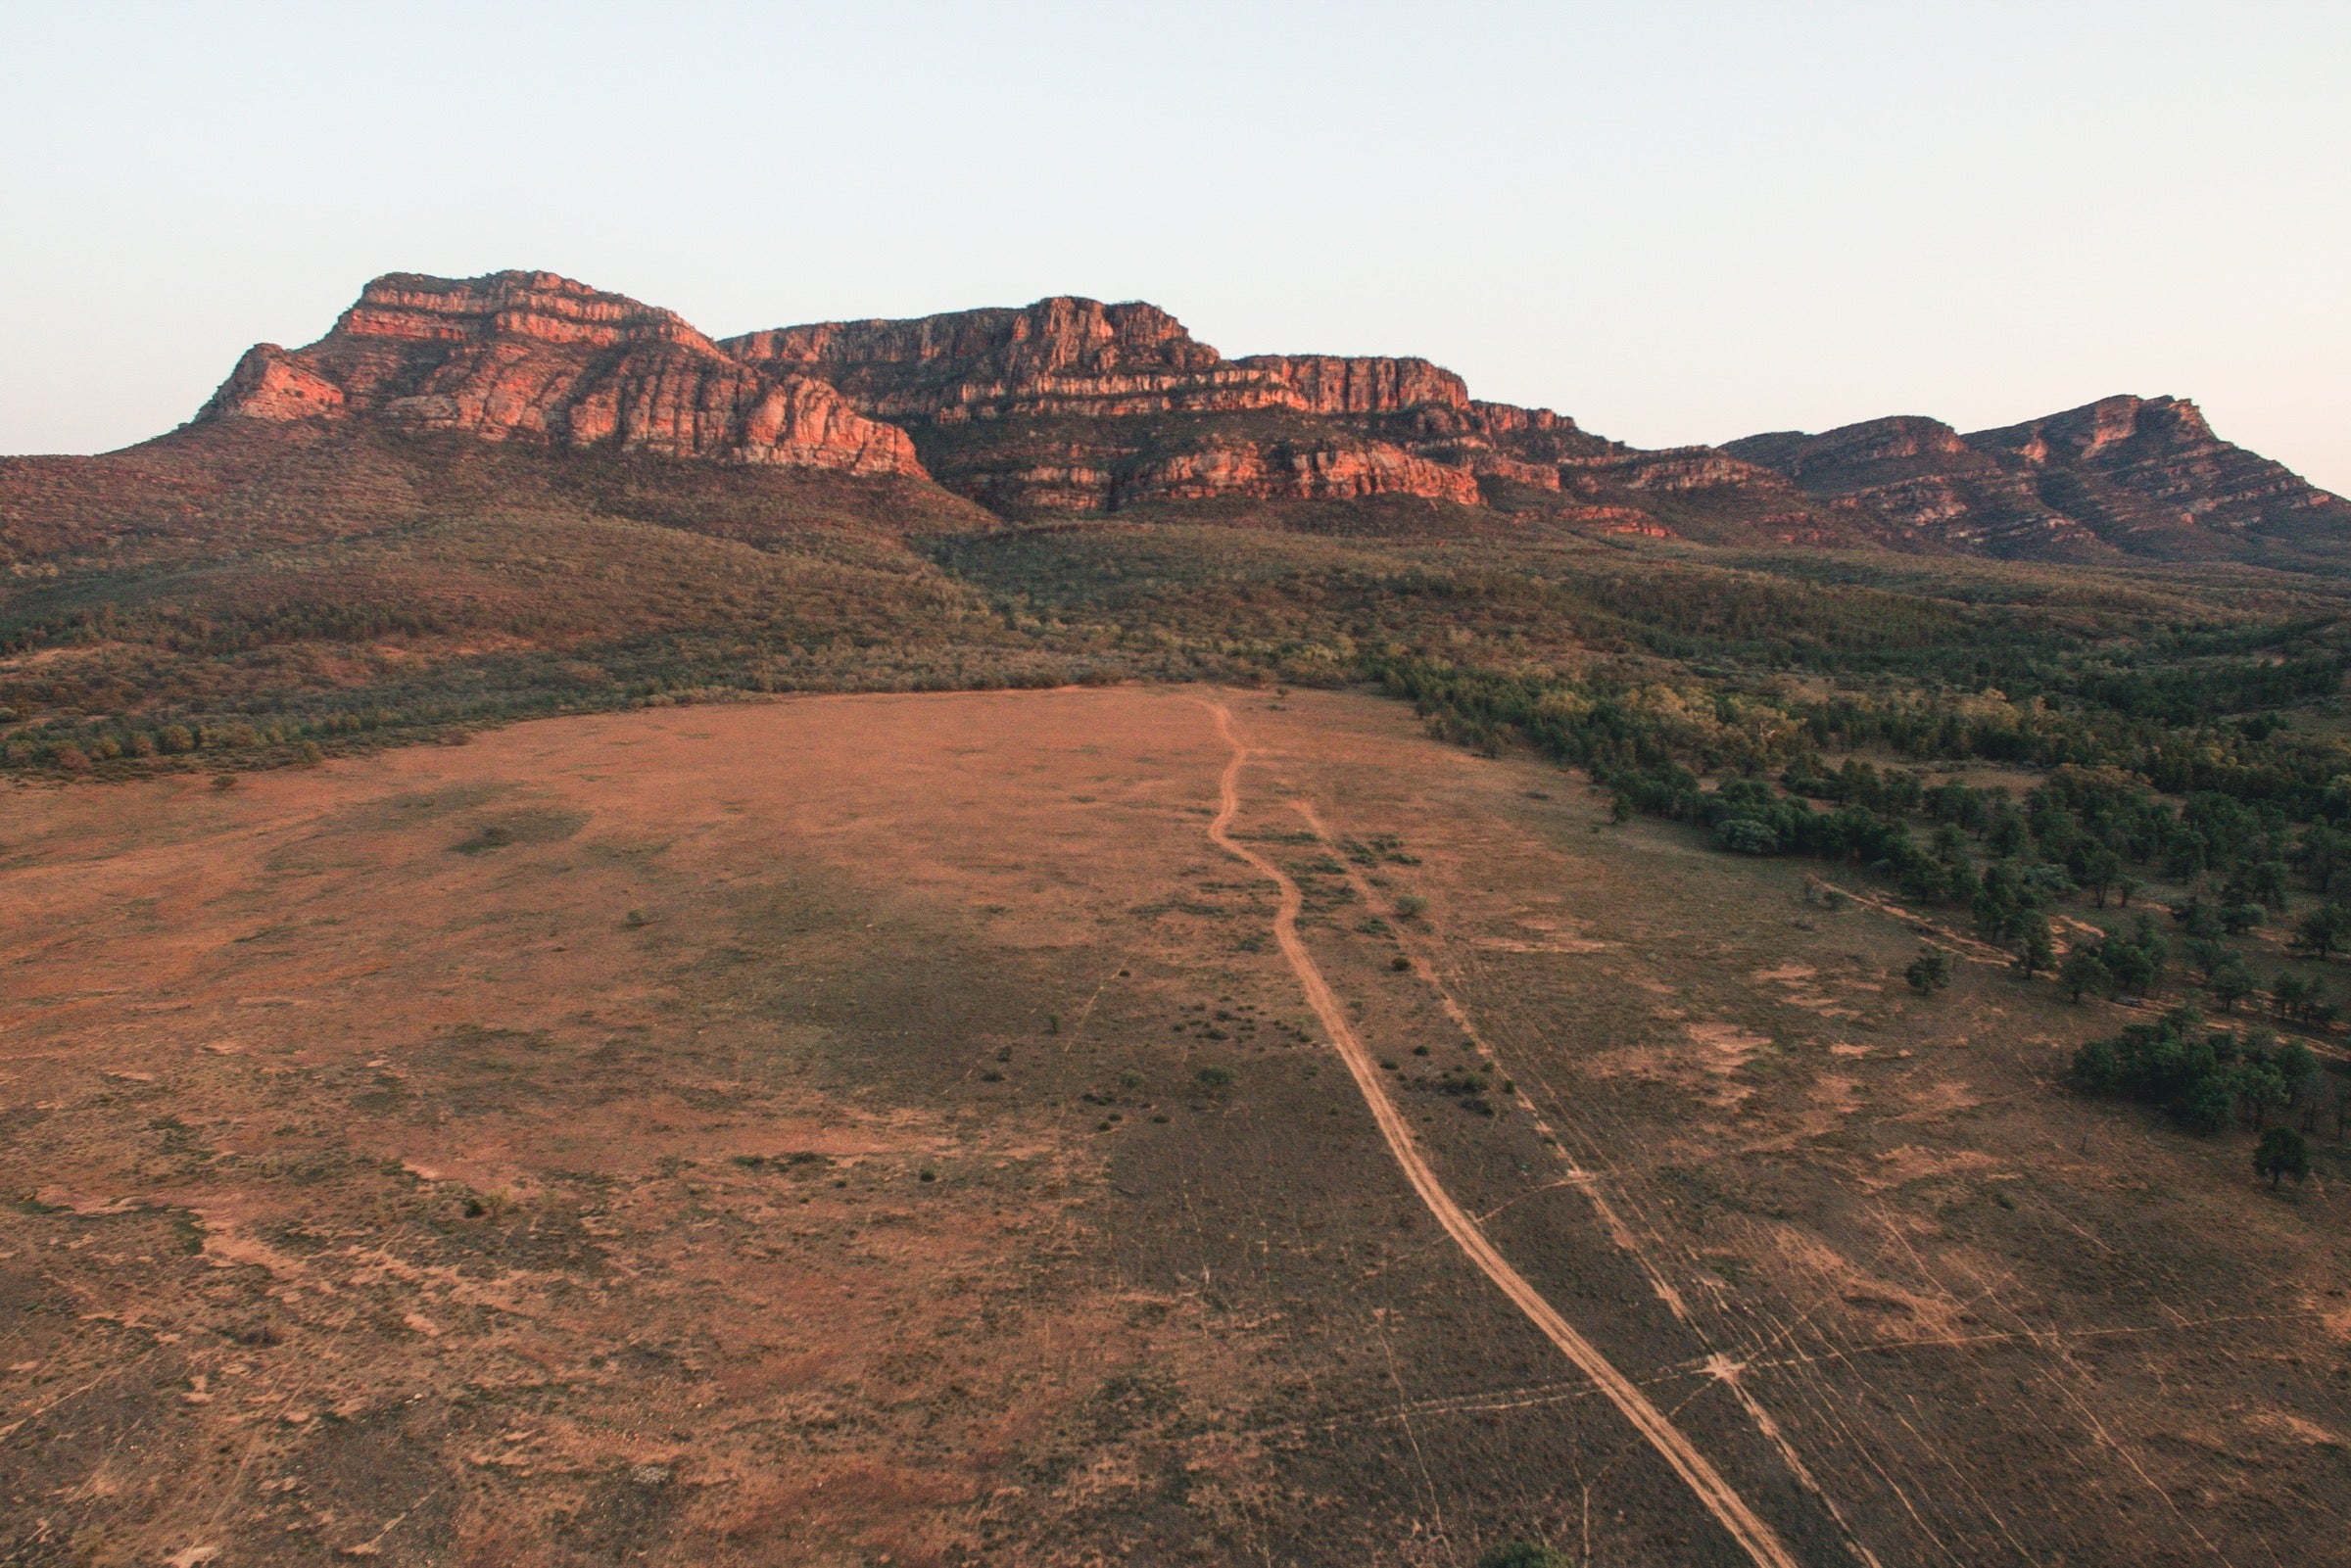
[199,272,923,477]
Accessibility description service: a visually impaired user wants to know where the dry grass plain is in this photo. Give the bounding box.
[4,686,2349,1567]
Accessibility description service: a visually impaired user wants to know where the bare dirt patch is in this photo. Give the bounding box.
[5,686,2350,1566]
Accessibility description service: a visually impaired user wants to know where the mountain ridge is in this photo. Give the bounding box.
[198,271,922,478]
[176,268,2346,562]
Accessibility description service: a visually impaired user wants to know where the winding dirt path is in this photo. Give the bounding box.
[1198,699,1802,1568]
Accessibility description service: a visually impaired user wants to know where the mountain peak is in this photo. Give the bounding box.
[1970,394,2213,465]
[192,269,922,477]
[336,270,718,354]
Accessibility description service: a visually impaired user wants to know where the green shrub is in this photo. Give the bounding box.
[1712,816,1778,854]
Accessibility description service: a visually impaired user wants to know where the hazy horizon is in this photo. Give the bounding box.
[5,0,2344,493]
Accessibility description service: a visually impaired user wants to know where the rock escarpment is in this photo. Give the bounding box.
[198,272,923,477]
[180,271,2345,557]
[725,298,1603,513]
[1725,397,2351,558]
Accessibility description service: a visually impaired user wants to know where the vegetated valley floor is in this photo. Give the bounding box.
[4,686,2348,1567]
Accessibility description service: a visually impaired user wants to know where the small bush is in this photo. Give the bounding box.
[1195,1065,1235,1092]
[2255,1126,2310,1189]
[1712,817,1778,855]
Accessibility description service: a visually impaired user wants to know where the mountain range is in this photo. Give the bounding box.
[170,269,2347,562]
[7,268,2350,766]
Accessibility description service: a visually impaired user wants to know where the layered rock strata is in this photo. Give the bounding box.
[1726,397,2351,557]
[725,297,1599,512]
[198,272,923,477]
[183,272,2346,556]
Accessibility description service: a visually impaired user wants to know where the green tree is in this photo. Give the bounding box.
[2292,903,2351,962]
[1905,946,1952,996]
[2236,1061,2289,1132]
[2060,944,2109,1003]
[2254,1126,2310,1190]
[1974,861,2038,944]
[2210,957,2255,1014]
[1986,806,2029,859]
[2183,936,2228,984]
[2080,846,2122,907]
[2017,916,2056,977]
[2272,973,2315,1023]
[2175,897,2223,941]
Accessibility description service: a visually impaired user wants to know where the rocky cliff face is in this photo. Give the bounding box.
[725,298,1596,513]
[181,273,2344,557]
[1725,397,2351,558]
[198,272,924,477]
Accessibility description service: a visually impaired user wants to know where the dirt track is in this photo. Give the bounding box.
[1198,699,1801,1568]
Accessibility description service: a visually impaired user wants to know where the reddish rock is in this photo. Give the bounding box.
[1232,355,1470,415]
[181,273,2344,556]
[1726,396,2349,557]
[728,297,1582,511]
[1560,448,1792,495]
[1121,439,1482,507]
[198,345,346,422]
[198,272,923,478]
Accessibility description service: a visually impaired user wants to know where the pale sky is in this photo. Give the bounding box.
[4,1,2344,494]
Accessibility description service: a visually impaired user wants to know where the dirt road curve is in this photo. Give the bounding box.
[1201,699,1802,1568]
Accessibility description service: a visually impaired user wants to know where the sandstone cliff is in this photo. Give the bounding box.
[1725,397,2351,558]
[180,272,2345,558]
[723,297,1619,515]
[198,272,924,478]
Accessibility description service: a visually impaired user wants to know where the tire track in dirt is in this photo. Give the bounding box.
[1197,699,1802,1568]
[1282,804,1894,1568]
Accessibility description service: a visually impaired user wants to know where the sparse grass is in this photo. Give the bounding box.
[8,680,2351,1565]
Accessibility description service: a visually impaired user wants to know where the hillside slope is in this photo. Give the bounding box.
[4,268,2349,775]
[1726,396,2351,562]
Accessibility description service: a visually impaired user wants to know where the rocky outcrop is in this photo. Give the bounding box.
[1970,396,2344,540]
[726,300,1489,426]
[197,272,924,477]
[726,298,1256,425]
[198,345,346,422]
[1724,416,1969,480]
[1726,397,2350,558]
[182,273,2344,555]
[1561,447,1789,495]
[725,297,1595,513]
[1232,355,1470,415]
[1121,439,1483,507]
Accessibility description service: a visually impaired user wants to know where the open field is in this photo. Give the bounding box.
[6,686,2350,1566]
